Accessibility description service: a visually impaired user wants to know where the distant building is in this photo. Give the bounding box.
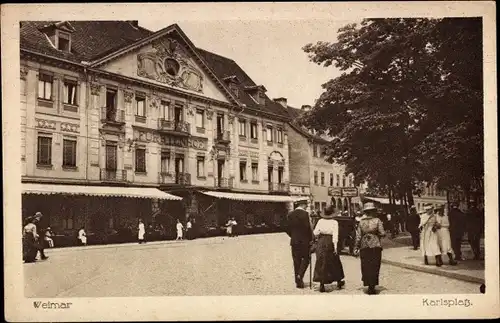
[282,104,363,215]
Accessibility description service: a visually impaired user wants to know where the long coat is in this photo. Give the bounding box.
[286,208,313,246]
[419,213,440,257]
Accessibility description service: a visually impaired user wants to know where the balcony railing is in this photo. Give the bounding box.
[216,177,233,189]
[175,172,191,185]
[214,130,231,144]
[269,182,289,192]
[100,169,127,182]
[101,107,125,124]
[158,119,190,134]
[158,172,173,184]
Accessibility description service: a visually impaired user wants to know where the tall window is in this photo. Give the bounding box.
[160,101,170,120]
[342,176,346,187]
[196,109,204,128]
[278,167,284,183]
[197,157,205,177]
[266,126,273,142]
[330,173,334,187]
[312,144,317,157]
[314,170,318,185]
[135,148,146,172]
[239,161,247,181]
[336,174,340,187]
[62,139,77,167]
[106,89,116,109]
[136,96,145,116]
[105,143,117,170]
[62,213,74,230]
[63,80,77,105]
[277,129,283,144]
[321,202,327,211]
[239,120,246,137]
[37,135,52,165]
[160,153,170,174]
[251,163,259,181]
[250,122,258,139]
[320,172,325,186]
[38,74,53,100]
[348,175,353,187]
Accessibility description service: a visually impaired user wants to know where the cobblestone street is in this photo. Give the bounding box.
[24,233,481,297]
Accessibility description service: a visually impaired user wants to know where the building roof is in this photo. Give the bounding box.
[20,20,290,119]
[286,106,329,143]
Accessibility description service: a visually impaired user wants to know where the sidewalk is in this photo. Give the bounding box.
[382,240,485,284]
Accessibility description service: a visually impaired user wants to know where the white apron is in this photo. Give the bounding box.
[419,214,440,257]
[176,223,183,238]
[138,223,145,240]
[436,215,453,254]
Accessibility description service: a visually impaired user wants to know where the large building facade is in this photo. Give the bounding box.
[20,21,294,241]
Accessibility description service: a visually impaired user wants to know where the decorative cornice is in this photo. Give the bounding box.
[20,67,29,80]
[60,122,80,133]
[90,83,101,95]
[35,118,57,130]
[123,90,134,103]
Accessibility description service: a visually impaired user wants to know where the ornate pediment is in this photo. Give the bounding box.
[137,38,204,93]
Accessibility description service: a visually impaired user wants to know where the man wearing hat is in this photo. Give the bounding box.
[407,205,421,250]
[286,199,314,289]
[448,202,466,260]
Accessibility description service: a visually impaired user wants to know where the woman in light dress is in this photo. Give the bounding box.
[138,219,146,244]
[435,206,458,265]
[78,227,87,246]
[312,206,345,292]
[176,219,184,240]
[419,205,441,266]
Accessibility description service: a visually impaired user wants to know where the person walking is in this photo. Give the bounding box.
[33,212,49,260]
[176,219,184,241]
[44,227,54,248]
[78,227,87,246]
[354,202,386,295]
[407,206,421,250]
[23,213,45,263]
[434,205,457,265]
[286,200,314,289]
[186,219,193,240]
[448,202,466,261]
[466,201,483,260]
[138,219,146,244]
[419,205,441,266]
[312,206,345,292]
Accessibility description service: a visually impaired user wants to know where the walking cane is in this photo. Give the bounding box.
[309,249,312,289]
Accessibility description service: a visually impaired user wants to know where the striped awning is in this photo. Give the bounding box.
[201,191,296,203]
[22,183,182,200]
[364,196,401,205]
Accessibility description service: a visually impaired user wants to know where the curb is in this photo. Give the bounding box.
[381,258,485,285]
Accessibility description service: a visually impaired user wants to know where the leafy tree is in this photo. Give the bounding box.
[300,18,483,206]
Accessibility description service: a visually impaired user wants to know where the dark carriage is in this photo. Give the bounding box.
[332,216,357,256]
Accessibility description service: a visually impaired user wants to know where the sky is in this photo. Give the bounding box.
[139,18,351,109]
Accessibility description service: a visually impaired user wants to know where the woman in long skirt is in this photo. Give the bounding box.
[354,202,386,295]
[138,219,146,244]
[313,206,345,292]
[419,205,442,266]
[176,219,184,240]
[435,206,457,265]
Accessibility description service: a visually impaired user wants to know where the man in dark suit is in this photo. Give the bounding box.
[286,200,313,288]
[448,202,466,260]
[407,206,421,250]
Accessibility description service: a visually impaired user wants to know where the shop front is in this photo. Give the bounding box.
[22,183,182,247]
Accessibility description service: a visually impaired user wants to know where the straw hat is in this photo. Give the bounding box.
[321,206,335,219]
[363,202,377,212]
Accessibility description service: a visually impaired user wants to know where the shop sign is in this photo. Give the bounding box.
[342,187,359,197]
[328,187,342,197]
[134,129,208,150]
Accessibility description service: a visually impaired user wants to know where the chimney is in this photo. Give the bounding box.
[301,105,312,112]
[273,97,287,108]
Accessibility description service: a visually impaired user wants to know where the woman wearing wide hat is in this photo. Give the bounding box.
[419,204,441,266]
[312,206,345,292]
[354,202,386,295]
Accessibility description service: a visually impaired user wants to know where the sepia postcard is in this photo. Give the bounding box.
[2,2,499,321]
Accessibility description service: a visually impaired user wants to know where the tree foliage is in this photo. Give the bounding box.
[300,18,483,204]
